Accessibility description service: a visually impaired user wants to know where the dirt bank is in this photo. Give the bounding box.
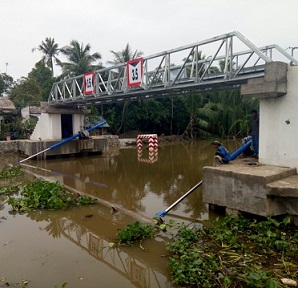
[119,135,185,148]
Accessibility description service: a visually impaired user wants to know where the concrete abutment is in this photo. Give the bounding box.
[203,63,298,222]
[17,136,120,158]
[203,159,298,219]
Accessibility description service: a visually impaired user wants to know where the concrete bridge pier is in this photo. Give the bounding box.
[31,102,86,141]
[203,159,298,225]
[202,63,298,224]
[18,102,119,158]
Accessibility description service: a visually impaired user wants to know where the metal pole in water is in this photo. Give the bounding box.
[156,180,203,217]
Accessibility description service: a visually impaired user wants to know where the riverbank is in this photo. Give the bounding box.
[0,140,18,154]
[119,134,185,148]
[0,135,186,155]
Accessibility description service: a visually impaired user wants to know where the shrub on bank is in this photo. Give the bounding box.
[114,216,298,287]
[166,215,298,287]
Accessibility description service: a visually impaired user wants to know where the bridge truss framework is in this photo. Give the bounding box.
[48,31,298,107]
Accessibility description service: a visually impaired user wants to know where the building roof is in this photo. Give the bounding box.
[0,97,18,116]
[0,97,16,110]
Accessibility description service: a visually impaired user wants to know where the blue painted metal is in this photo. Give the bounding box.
[217,136,252,163]
[229,137,252,161]
[19,121,107,163]
[51,120,106,149]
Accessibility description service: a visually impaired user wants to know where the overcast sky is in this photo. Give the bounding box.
[1,0,298,80]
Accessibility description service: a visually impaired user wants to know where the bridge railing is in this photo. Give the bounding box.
[48,31,297,105]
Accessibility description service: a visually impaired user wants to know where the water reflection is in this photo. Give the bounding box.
[1,140,230,287]
[137,149,158,164]
[27,205,173,288]
[24,140,216,221]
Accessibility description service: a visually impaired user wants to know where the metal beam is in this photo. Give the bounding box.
[48,31,297,106]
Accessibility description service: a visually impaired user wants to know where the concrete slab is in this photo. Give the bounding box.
[204,158,296,187]
[267,175,298,197]
[202,158,297,217]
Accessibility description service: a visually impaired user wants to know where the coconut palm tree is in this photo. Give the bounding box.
[59,40,102,77]
[32,37,60,77]
[107,43,143,66]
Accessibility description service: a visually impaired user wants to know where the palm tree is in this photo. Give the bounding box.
[32,37,60,77]
[107,43,143,65]
[59,40,102,77]
[183,50,219,79]
[107,43,143,134]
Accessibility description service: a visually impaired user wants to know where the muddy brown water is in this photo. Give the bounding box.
[0,140,238,288]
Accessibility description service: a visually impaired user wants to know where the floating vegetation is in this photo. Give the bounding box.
[0,166,97,212]
[7,180,98,212]
[75,195,98,205]
[0,166,23,179]
[0,183,22,195]
[116,221,155,245]
[166,215,298,287]
[113,216,298,287]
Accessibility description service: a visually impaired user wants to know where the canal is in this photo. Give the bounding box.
[0,139,237,288]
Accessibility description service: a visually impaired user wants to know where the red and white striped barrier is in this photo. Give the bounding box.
[137,134,158,151]
[137,149,158,164]
[137,134,158,163]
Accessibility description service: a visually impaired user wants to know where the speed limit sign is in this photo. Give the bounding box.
[127,58,143,87]
[84,71,95,95]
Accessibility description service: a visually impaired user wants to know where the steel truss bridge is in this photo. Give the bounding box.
[48,31,298,106]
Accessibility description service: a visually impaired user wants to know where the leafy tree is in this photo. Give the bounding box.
[28,61,54,101]
[0,117,37,139]
[183,50,205,78]
[0,73,14,95]
[102,104,119,133]
[182,93,208,139]
[8,77,42,108]
[60,40,102,77]
[196,89,258,139]
[120,99,171,135]
[0,76,4,95]
[137,98,172,134]
[219,59,235,73]
[183,50,219,79]
[32,37,61,77]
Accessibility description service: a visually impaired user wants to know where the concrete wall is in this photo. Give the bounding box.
[31,113,61,140]
[203,163,296,217]
[260,65,298,170]
[73,114,84,134]
[0,140,18,154]
[17,135,120,158]
[31,113,84,141]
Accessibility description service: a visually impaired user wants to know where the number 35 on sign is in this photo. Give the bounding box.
[127,58,143,87]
